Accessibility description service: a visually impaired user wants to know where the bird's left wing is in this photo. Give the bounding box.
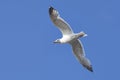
[70,39,93,72]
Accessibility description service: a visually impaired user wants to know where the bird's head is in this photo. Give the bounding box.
[53,39,61,43]
[49,6,59,17]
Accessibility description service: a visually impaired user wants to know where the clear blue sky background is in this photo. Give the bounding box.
[0,0,120,80]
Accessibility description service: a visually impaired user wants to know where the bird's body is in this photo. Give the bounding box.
[59,35,73,43]
[49,6,93,72]
[57,32,87,44]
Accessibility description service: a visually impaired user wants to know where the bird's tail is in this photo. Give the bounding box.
[76,31,87,38]
[79,31,87,37]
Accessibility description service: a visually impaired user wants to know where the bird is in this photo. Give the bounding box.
[49,6,93,72]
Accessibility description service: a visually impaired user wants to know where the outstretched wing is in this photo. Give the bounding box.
[70,39,93,72]
[49,7,73,35]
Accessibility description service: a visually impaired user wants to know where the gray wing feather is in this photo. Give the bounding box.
[70,40,85,57]
[53,16,73,35]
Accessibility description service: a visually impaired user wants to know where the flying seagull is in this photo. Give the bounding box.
[49,6,93,72]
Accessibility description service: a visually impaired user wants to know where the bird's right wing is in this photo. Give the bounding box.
[70,39,93,72]
[49,7,73,35]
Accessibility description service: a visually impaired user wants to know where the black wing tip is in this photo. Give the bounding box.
[87,65,93,72]
[49,6,54,15]
[89,68,93,72]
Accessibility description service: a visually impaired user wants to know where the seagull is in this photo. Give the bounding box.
[49,6,93,72]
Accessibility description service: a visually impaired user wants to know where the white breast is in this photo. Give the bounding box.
[60,35,74,43]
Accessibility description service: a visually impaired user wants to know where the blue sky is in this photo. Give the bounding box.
[0,0,120,80]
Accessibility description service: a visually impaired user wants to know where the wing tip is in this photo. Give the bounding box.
[83,64,93,72]
[87,65,93,72]
[49,6,54,15]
